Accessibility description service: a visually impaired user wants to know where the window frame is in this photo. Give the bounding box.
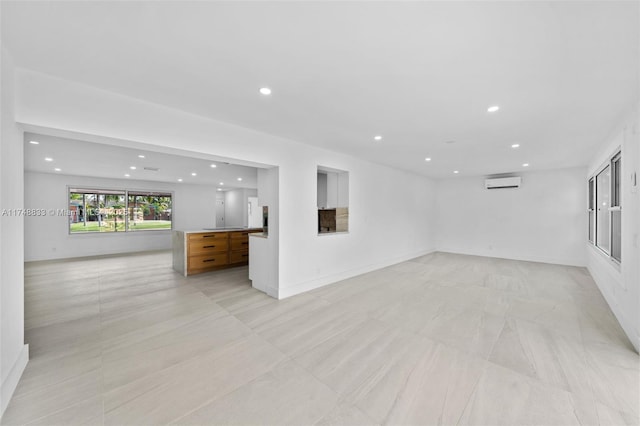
[68,186,174,235]
[588,150,621,265]
[587,177,594,243]
[610,152,622,263]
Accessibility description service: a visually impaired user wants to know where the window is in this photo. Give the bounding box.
[127,191,173,231]
[588,177,594,243]
[588,151,621,264]
[611,153,622,262]
[69,188,172,233]
[596,166,610,253]
[317,166,349,234]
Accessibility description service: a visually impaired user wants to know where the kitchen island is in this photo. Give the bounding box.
[172,228,263,276]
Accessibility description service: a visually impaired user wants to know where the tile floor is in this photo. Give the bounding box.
[1,251,638,425]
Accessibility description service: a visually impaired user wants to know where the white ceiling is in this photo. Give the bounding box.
[4,1,639,178]
[24,133,259,190]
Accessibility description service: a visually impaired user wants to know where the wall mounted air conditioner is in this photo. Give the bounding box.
[485,176,521,189]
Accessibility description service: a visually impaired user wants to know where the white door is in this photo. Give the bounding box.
[215,199,225,228]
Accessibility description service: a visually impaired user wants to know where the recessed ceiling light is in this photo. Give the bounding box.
[138,155,145,158]
[178,178,183,182]
[191,172,197,176]
[522,163,530,167]
[44,157,53,162]
[130,166,136,170]
[210,164,217,168]
[453,170,460,174]
[374,135,383,141]
[217,188,222,191]
[54,168,61,172]
[511,144,520,148]
[124,174,130,177]
[29,141,39,145]
[487,105,500,113]
[219,182,224,185]
[259,87,272,95]
[237,177,242,181]
[425,157,432,162]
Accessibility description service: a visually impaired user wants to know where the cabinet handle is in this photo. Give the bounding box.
[203,245,216,248]
[203,259,216,263]
[241,242,248,245]
[242,254,248,257]
[203,235,216,238]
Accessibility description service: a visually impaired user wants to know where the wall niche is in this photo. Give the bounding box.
[317,166,349,234]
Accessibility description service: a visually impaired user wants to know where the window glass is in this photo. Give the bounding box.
[611,153,622,262]
[588,178,594,243]
[127,192,172,231]
[69,188,172,233]
[596,166,610,254]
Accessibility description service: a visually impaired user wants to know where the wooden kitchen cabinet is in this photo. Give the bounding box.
[173,229,262,276]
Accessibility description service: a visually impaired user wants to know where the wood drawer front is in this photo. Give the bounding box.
[230,238,249,251]
[229,250,249,264]
[188,239,228,255]
[188,253,228,270]
[188,232,228,243]
[230,231,252,239]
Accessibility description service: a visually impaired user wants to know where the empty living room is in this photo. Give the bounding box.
[0,1,638,425]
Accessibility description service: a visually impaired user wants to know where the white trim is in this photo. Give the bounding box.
[436,248,585,267]
[277,248,436,299]
[587,260,639,353]
[0,344,29,419]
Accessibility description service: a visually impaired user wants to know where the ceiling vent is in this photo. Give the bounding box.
[485,176,521,189]
[143,167,159,172]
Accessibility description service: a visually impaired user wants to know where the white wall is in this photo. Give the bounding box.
[0,46,28,418]
[316,172,327,208]
[337,171,349,207]
[436,168,586,266]
[24,172,220,261]
[224,188,258,228]
[326,172,338,208]
[586,105,639,352]
[15,69,438,299]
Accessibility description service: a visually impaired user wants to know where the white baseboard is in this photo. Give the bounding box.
[435,247,586,268]
[278,248,436,299]
[587,262,640,353]
[1,344,29,419]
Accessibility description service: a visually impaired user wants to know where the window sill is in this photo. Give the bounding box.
[317,231,349,237]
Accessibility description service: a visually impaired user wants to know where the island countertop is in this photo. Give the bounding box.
[177,227,263,234]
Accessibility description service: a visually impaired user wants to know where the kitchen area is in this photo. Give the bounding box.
[172,166,279,298]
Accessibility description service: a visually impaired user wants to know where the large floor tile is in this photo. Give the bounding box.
[172,360,339,425]
[102,313,253,392]
[459,363,598,426]
[103,335,286,425]
[489,317,593,397]
[5,250,637,425]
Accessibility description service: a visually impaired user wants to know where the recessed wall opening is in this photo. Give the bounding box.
[317,165,349,234]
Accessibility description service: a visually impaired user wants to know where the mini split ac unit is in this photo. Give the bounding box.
[485,176,522,189]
